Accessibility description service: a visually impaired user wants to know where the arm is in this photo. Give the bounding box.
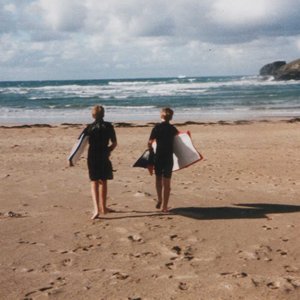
[148,126,156,151]
[109,140,117,152]
[108,124,117,153]
[148,139,154,151]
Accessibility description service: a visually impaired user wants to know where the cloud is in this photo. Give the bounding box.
[47,0,86,31]
[205,0,300,42]
[1,0,300,80]
[208,0,269,26]
[0,2,16,33]
[28,0,87,32]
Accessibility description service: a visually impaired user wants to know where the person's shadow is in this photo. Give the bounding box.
[170,203,300,220]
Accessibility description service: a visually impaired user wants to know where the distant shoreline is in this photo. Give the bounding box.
[1,116,299,129]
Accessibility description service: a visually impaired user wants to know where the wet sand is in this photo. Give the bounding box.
[0,119,300,299]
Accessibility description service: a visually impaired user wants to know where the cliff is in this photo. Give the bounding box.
[260,59,300,80]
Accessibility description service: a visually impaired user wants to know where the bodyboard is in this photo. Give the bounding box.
[68,131,89,166]
[172,131,203,171]
[134,131,203,173]
[132,149,155,175]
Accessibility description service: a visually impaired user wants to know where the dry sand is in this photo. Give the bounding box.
[0,119,300,300]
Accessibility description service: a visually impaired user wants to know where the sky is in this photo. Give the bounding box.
[1,0,300,81]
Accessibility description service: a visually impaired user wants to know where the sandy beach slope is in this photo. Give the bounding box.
[0,120,300,299]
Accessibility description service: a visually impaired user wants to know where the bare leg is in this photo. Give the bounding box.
[162,177,171,212]
[155,176,163,209]
[91,180,100,219]
[99,180,108,214]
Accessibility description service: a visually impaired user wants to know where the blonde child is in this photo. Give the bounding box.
[83,105,117,219]
[148,108,178,212]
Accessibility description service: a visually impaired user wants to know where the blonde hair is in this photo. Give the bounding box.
[92,105,105,120]
[160,107,174,121]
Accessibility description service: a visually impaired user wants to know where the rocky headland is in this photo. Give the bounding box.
[260,58,300,80]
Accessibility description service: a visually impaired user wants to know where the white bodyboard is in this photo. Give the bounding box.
[152,131,202,171]
[68,132,89,165]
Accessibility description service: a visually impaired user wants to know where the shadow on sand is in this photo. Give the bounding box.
[93,203,300,221]
[170,203,300,220]
[96,210,168,220]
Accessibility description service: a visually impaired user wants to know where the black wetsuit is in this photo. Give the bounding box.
[149,121,178,178]
[83,119,116,181]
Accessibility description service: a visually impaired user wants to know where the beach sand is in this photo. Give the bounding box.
[0,119,300,300]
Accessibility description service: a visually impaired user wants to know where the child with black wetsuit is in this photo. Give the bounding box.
[148,108,178,213]
[83,105,117,219]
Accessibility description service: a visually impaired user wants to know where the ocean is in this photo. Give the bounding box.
[0,76,299,124]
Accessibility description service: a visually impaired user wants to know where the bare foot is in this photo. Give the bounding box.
[161,208,170,213]
[91,212,99,220]
[101,207,116,214]
[156,201,162,209]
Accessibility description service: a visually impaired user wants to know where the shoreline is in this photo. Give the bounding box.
[1,116,299,129]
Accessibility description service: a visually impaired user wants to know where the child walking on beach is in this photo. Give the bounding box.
[148,108,178,212]
[83,105,117,219]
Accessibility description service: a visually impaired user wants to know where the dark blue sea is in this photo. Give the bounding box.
[0,76,299,124]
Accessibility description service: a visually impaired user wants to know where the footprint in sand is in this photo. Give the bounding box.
[72,243,101,253]
[128,235,144,243]
[50,249,69,254]
[73,231,81,237]
[255,247,273,261]
[251,277,262,287]
[165,262,174,270]
[41,263,54,272]
[233,272,248,278]
[178,282,188,290]
[284,265,299,273]
[112,272,129,280]
[24,285,54,298]
[169,245,195,261]
[262,225,272,231]
[171,246,182,255]
[262,225,278,231]
[238,244,273,262]
[280,237,289,242]
[254,276,300,291]
[287,224,295,228]
[130,251,157,259]
[61,258,72,267]
[220,272,248,278]
[18,239,31,245]
[183,246,194,261]
[134,191,152,197]
[84,268,106,273]
[170,234,178,240]
[2,211,24,218]
[276,249,288,256]
[266,281,280,289]
[85,233,101,240]
[285,276,300,289]
[20,268,34,273]
[24,277,66,299]
[251,276,280,290]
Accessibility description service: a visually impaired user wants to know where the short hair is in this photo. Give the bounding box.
[160,107,174,121]
[92,105,105,120]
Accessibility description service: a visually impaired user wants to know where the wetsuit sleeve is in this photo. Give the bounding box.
[173,126,179,136]
[110,124,117,143]
[80,125,89,138]
[149,126,157,140]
